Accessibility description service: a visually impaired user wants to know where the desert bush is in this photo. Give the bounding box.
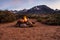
[37,15,49,23]
[37,14,60,25]
[27,14,39,19]
[0,10,16,23]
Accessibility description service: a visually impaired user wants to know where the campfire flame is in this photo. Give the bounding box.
[23,16,28,22]
[16,16,34,27]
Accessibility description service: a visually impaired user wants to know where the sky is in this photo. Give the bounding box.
[0,0,60,10]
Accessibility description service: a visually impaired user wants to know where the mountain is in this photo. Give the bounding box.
[17,9,28,14]
[17,5,54,14]
[27,5,54,14]
[54,9,60,13]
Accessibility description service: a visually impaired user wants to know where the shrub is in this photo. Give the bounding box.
[0,10,16,23]
[37,14,60,25]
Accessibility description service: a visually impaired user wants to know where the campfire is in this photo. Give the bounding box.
[16,16,35,27]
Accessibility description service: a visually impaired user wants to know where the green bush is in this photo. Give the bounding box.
[27,14,39,19]
[0,10,16,23]
[37,14,60,25]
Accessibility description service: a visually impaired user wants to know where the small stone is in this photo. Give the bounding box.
[20,24,28,27]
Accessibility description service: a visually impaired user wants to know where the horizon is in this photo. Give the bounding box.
[0,0,60,10]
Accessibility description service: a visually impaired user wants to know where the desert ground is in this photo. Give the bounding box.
[0,19,60,40]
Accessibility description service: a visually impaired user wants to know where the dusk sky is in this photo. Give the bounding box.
[0,0,60,10]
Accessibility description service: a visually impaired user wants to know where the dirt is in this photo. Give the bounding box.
[0,19,60,40]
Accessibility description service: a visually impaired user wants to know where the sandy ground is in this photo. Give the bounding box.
[0,19,60,40]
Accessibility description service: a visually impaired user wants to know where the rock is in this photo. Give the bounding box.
[20,24,28,27]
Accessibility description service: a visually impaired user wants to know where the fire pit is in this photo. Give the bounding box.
[16,16,35,28]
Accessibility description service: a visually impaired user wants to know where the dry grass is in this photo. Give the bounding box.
[0,19,60,40]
